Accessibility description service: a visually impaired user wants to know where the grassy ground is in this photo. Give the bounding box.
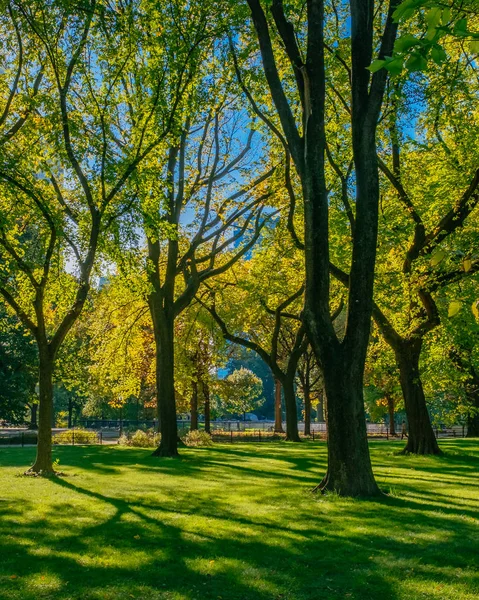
[0,440,478,600]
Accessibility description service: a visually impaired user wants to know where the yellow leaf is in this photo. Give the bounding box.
[448,301,462,317]
[472,300,479,321]
[133,535,140,540]
[463,258,472,272]
[431,249,446,266]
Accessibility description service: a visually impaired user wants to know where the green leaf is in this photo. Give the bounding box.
[454,19,468,36]
[425,7,442,28]
[431,249,446,266]
[394,34,419,53]
[392,0,420,23]
[448,301,462,318]
[431,45,447,65]
[406,52,428,72]
[441,7,451,26]
[384,58,404,76]
[368,59,386,73]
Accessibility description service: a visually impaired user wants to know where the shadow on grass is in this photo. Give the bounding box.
[0,441,478,599]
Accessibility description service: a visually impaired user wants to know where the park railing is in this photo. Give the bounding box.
[0,423,470,446]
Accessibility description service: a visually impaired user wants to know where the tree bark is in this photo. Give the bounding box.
[30,350,55,474]
[466,409,479,438]
[304,382,311,436]
[282,375,300,442]
[29,402,38,430]
[244,0,398,496]
[395,339,440,454]
[203,380,211,434]
[190,380,198,431]
[274,378,284,433]
[151,312,178,458]
[317,356,380,496]
[386,394,396,436]
[68,396,73,429]
[465,384,479,438]
[317,388,325,422]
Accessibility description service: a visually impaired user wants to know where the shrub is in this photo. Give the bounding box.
[184,429,213,447]
[118,429,159,448]
[53,429,98,445]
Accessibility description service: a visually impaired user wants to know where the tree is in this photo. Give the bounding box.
[201,227,307,441]
[0,0,202,473]
[367,39,479,453]
[233,0,400,494]
[296,344,323,436]
[215,367,264,417]
[136,90,275,456]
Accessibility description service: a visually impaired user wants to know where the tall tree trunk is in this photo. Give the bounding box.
[30,351,55,474]
[151,313,178,457]
[274,378,284,433]
[317,388,325,422]
[304,383,311,436]
[203,380,211,434]
[466,385,479,437]
[282,376,300,442]
[190,380,198,431]
[29,402,38,430]
[68,397,73,429]
[386,394,396,436]
[466,410,479,438]
[395,339,440,455]
[317,353,380,496]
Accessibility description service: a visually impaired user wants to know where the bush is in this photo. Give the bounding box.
[184,429,213,447]
[53,429,98,445]
[118,429,159,448]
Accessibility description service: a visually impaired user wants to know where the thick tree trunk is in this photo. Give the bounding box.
[395,339,440,455]
[29,402,38,430]
[282,376,300,442]
[466,387,479,437]
[274,378,284,433]
[386,394,396,436]
[151,314,178,458]
[203,380,211,434]
[466,411,479,438]
[317,357,380,496]
[317,389,325,422]
[304,383,311,436]
[30,351,55,475]
[190,380,198,431]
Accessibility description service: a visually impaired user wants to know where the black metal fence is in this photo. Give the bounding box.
[0,423,469,446]
[0,430,104,446]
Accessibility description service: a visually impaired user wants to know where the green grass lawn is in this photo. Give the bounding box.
[0,440,478,600]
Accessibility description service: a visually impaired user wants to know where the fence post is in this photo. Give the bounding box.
[72,427,75,446]
[312,430,315,442]
[386,428,389,441]
[100,431,103,445]
[22,431,24,447]
[463,425,465,438]
[259,429,261,442]
[230,430,233,443]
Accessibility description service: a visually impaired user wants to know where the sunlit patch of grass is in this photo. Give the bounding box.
[0,439,478,599]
